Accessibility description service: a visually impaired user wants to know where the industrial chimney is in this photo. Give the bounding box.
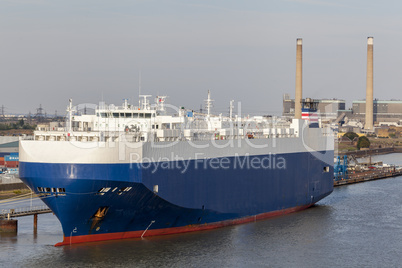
[365,37,374,130]
[295,38,303,119]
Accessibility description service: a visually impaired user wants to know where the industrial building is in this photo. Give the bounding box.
[283,94,346,120]
[348,100,402,124]
[283,97,401,125]
[284,37,348,122]
[365,37,374,130]
[0,137,19,157]
[285,36,401,127]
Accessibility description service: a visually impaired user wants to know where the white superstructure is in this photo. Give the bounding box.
[32,92,332,146]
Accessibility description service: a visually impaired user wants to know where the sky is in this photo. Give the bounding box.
[1,0,401,117]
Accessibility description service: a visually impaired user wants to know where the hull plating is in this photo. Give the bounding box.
[19,151,334,245]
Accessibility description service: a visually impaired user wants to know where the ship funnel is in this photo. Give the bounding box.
[365,37,374,130]
[295,38,303,119]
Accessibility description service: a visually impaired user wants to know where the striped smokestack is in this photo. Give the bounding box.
[295,38,303,119]
[365,37,374,130]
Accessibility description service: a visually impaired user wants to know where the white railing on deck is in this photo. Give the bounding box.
[28,128,301,143]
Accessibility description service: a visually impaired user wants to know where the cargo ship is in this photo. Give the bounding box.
[19,92,334,246]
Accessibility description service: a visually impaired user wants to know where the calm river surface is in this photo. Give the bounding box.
[1,154,401,267]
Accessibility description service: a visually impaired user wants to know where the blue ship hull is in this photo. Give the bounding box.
[19,151,333,245]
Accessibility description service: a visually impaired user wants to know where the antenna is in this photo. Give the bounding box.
[155,96,167,112]
[139,70,142,109]
[140,95,152,110]
[205,90,214,117]
[123,99,129,109]
[229,100,234,119]
[1,105,5,119]
[67,99,73,133]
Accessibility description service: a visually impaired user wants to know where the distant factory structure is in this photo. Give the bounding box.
[289,38,345,122]
[348,100,402,123]
[283,94,346,120]
[294,38,303,120]
[283,95,401,124]
[365,37,374,130]
[285,36,401,130]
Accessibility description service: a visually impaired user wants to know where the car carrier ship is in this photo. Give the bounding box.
[19,92,334,246]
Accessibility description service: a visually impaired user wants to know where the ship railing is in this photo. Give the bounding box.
[19,135,34,140]
[29,128,299,143]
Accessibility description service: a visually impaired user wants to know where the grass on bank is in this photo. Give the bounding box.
[0,189,32,201]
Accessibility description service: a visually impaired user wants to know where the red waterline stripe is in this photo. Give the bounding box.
[55,204,312,246]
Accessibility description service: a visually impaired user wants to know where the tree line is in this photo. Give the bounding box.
[343,132,370,150]
[0,119,36,130]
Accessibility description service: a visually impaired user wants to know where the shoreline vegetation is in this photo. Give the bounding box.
[337,134,401,156]
[0,189,32,201]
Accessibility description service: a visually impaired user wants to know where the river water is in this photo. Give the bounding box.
[1,154,401,267]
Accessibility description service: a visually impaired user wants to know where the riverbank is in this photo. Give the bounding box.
[334,152,402,187]
[336,147,402,158]
[0,189,31,200]
[334,168,402,187]
[0,182,28,193]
